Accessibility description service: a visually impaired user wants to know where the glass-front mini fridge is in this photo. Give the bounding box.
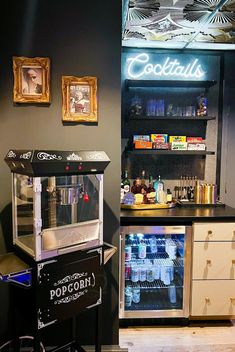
[119,225,191,318]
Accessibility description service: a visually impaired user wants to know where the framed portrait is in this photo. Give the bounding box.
[13,56,50,103]
[62,76,97,122]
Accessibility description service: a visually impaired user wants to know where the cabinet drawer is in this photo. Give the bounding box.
[192,242,235,279]
[193,222,235,241]
[191,280,235,317]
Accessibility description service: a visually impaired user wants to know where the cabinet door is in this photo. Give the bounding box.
[192,242,235,279]
[193,222,235,241]
[191,280,235,317]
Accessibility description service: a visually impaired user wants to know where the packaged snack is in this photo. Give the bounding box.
[150,134,168,143]
[187,137,203,143]
[152,142,169,150]
[171,142,188,150]
[169,136,186,143]
[187,143,206,150]
[133,135,150,142]
[134,141,152,149]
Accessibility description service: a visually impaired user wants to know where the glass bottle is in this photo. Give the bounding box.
[131,177,142,194]
[120,174,125,203]
[147,175,156,204]
[140,170,148,203]
[153,175,164,203]
[166,189,173,203]
[122,170,130,194]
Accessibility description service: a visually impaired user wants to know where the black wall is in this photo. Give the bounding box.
[0,0,121,346]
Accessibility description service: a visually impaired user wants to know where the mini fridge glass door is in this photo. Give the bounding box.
[119,225,191,319]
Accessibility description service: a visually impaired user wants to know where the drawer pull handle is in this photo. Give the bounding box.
[205,297,210,303]
[206,260,211,265]
[208,231,213,236]
[230,297,235,302]
[232,260,235,265]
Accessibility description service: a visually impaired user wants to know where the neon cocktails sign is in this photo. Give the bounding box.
[126,53,205,79]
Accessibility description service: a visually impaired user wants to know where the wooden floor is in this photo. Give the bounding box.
[119,320,235,352]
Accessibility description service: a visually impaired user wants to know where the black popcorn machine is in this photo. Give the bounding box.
[0,149,116,352]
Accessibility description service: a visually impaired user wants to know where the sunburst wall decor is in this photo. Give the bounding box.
[122,0,235,49]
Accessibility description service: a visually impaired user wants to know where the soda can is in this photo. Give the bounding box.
[125,263,131,280]
[168,286,177,304]
[125,287,132,307]
[125,246,132,261]
[132,287,141,303]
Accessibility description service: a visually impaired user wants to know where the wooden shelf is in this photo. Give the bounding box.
[126,150,215,156]
[125,79,217,89]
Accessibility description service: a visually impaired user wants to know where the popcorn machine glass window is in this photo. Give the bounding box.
[6,150,110,261]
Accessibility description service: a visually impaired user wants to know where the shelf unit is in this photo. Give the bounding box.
[122,76,219,182]
[127,116,216,121]
[126,150,215,156]
[125,79,217,89]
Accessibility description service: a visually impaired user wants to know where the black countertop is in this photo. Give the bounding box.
[120,205,235,225]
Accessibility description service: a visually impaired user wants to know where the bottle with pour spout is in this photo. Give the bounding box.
[153,175,164,203]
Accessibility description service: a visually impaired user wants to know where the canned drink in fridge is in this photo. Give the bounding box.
[138,241,147,259]
[125,287,132,307]
[132,287,141,303]
[168,285,177,304]
[125,263,131,280]
[149,236,158,254]
[146,265,155,282]
[125,245,132,261]
[139,265,147,282]
[131,265,139,282]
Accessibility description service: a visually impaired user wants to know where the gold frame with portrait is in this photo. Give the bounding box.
[62,76,97,122]
[13,56,50,103]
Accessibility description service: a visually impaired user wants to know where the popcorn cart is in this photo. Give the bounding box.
[0,150,116,352]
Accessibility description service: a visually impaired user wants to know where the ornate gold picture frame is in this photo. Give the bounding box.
[62,76,97,122]
[13,56,50,103]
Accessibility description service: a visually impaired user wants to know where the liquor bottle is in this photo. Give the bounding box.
[153,175,164,203]
[122,170,130,194]
[147,175,156,204]
[131,177,142,194]
[166,189,173,203]
[140,170,148,203]
[120,174,125,203]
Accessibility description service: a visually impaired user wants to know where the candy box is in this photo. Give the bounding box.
[171,142,188,150]
[133,135,150,142]
[187,137,203,143]
[169,136,186,143]
[152,142,169,150]
[187,143,206,150]
[150,134,168,143]
[134,141,152,149]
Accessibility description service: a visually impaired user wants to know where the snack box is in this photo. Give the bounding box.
[169,136,186,143]
[152,142,169,150]
[133,135,150,142]
[187,137,203,143]
[134,141,152,149]
[171,142,188,150]
[187,143,206,150]
[150,134,168,143]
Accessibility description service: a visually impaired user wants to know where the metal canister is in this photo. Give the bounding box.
[194,180,201,204]
[202,184,213,204]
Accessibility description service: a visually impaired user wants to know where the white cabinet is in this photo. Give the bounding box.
[191,222,235,318]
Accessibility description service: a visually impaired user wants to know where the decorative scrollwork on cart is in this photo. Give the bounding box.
[54,289,88,305]
[53,272,87,286]
[37,152,62,160]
